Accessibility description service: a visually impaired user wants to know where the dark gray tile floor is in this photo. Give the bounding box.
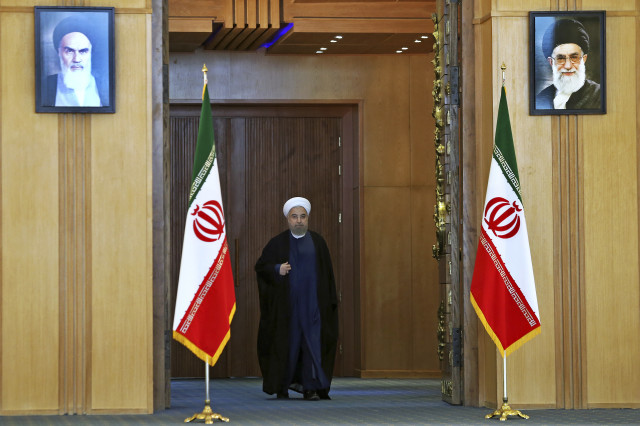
[1,378,638,425]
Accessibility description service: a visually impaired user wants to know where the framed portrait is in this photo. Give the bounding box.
[35,6,115,113]
[529,11,605,115]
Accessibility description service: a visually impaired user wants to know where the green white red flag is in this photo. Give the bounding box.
[470,87,541,357]
[173,80,236,366]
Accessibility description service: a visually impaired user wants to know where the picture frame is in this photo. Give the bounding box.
[529,11,605,115]
[35,6,115,113]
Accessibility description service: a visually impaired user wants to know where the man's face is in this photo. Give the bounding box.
[548,43,587,94]
[58,32,92,90]
[59,32,92,71]
[287,206,309,236]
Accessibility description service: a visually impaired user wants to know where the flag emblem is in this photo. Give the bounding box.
[192,200,225,242]
[484,197,522,239]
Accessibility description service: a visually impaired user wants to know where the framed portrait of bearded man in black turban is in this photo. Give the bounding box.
[529,11,605,115]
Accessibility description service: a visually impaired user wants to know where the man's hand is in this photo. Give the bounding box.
[279,262,291,276]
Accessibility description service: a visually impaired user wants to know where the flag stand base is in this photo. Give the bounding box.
[184,400,229,424]
[485,398,529,421]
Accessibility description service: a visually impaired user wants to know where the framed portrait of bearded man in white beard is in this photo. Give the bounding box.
[35,7,115,113]
[529,11,605,115]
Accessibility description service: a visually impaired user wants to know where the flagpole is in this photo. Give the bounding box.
[184,64,230,424]
[503,355,507,402]
[483,64,530,422]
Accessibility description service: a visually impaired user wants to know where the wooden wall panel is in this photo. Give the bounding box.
[494,0,550,12]
[583,16,640,408]
[363,186,413,372]
[582,0,635,11]
[492,16,557,408]
[0,11,60,413]
[409,55,439,374]
[90,13,152,412]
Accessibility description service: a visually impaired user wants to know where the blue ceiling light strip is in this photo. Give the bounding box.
[261,23,294,49]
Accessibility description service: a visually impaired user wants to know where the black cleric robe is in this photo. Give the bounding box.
[255,230,338,395]
[536,79,601,110]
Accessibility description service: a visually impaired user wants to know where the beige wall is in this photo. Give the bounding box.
[0,2,154,414]
[470,1,640,409]
[169,50,440,377]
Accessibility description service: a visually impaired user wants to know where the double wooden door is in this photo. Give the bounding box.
[169,104,357,379]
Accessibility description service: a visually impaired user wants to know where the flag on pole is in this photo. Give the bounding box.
[173,75,236,366]
[470,86,541,357]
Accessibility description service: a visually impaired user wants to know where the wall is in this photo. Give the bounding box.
[169,50,440,377]
[467,0,640,408]
[0,1,154,414]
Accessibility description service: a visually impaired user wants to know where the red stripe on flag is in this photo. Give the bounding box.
[470,229,540,355]
[175,238,236,365]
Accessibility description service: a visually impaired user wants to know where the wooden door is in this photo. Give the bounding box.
[169,104,357,378]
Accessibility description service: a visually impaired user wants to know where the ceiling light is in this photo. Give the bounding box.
[402,47,408,50]
[316,50,323,54]
[415,40,422,43]
[335,35,343,39]
[320,47,327,50]
[396,50,403,53]
[330,40,337,43]
[421,35,429,39]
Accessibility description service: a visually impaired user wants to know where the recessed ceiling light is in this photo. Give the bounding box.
[415,40,421,43]
[396,50,403,53]
[402,47,408,50]
[421,35,429,39]
[330,40,337,43]
[320,47,327,50]
[335,35,343,39]
[316,50,323,54]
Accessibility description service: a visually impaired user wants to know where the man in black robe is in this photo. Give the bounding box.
[255,197,338,401]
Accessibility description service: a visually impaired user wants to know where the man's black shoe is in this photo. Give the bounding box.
[317,389,331,400]
[277,391,289,399]
[303,390,320,401]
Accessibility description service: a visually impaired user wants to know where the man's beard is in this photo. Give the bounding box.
[552,60,586,94]
[60,58,92,91]
[290,224,308,236]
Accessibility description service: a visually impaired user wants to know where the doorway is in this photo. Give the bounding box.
[169,103,359,379]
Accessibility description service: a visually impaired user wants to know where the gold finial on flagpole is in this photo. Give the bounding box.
[501,63,506,87]
[202,64,208,85]
[201,64,209,100]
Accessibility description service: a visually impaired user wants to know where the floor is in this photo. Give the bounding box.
[1,378,639,425]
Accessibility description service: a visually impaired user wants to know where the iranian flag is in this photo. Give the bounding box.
[470,87,541,357]
[173,79,236,366]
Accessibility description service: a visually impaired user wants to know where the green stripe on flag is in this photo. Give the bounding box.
[189,84,217,205]
[493,87,522,202]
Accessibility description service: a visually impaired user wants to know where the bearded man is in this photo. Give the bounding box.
[255,197,338,401]
[536,18,601,110]
[43,16,106,107]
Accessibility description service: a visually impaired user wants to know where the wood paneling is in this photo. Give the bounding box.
[89,12,152,412]
[363,186,413,370]
[0,6,154,414]
[471,1,640,410]
[1,11,60,414]
[583,16,640,408]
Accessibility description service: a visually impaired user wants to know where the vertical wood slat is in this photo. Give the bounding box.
[58,114,91,414]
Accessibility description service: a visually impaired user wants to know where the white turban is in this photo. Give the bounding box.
[283,197,311,217]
